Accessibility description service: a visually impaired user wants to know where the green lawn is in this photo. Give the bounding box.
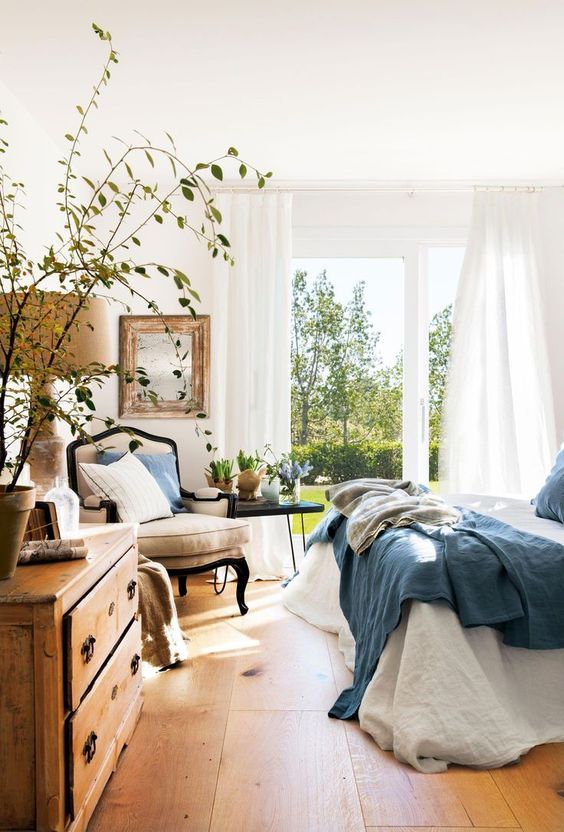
[293,485,331,534]
[294,481,441,534]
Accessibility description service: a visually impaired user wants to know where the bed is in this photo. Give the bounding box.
[283,493,564,772]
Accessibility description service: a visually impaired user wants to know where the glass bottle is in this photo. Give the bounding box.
[44,476,80,538]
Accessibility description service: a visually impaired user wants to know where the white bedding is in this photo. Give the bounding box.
[283,493,564,772]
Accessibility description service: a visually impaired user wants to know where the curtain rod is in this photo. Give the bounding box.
[213,182,564,194]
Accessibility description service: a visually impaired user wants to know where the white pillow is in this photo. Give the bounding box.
[79,452,173,524]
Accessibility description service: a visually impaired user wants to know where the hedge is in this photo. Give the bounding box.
[291,441,439,484]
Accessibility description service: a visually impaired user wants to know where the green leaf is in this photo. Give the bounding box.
[132,236,141,246]
[239,163,247,178]
[258,176,266,189]
[145,150,154,167]
[188,288,201,302]
[98,192,107,207]
[129,439,142,452]
[157,265,169,276]
[65,134,74,142]
[178,297,190,308]
[134,266,146,274]
[82,176,96,189]
[227,146,239,156]
[211,164,223,181]
[108,181,119,193]
[177,216,185,229]
[265,171,273,178]
[217,233,230,247]
[181,186,194,201]
[210,206,222,223]
[195,162,209,171]
[154,214,163,224]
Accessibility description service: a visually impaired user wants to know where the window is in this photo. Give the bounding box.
[291,241,466,492]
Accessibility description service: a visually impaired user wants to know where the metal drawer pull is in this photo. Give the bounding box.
[130,653,141,675]
[80,634,96,663]
[82,731,98,764]
[127,579,137,600]
[108,601,115,617]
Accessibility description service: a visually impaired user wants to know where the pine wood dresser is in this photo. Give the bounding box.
[0,524,143,832]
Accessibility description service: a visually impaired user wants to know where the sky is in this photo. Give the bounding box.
[292,248,465,367]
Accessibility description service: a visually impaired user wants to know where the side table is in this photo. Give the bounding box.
[235,499,325,572]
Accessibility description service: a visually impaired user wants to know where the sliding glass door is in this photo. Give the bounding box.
[291,257,404,480]
[290,243,465,488]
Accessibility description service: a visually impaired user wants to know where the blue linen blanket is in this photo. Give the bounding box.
[308,508,564,719]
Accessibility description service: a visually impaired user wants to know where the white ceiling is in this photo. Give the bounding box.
[2,0,564,182]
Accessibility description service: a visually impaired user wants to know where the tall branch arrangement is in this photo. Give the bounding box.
[0,22,271,490]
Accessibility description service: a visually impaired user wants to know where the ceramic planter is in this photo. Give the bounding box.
[260,476,280,502]
[237,466,267,501]
[0,485,36,580]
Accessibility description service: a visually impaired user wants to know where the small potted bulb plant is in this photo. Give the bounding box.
[205,458,236,493]
[236,450,266,501]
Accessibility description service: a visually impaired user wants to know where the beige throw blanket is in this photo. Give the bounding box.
[137,555,189,670]
[327,478,461,555]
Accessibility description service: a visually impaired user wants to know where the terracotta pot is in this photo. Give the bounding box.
[237,466,267,501]
[0,485,36,580]
[205,473,236,493]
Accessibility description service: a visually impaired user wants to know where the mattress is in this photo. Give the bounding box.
[282,493,564,772]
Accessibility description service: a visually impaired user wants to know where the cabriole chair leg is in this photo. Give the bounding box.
[178,575,188,597]
[232,559,250,616]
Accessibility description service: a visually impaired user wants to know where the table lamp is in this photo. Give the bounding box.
[0,291,112,495]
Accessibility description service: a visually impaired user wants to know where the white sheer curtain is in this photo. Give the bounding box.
[211,191,293,578]
[442,190,556,497]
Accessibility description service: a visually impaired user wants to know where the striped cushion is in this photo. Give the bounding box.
[79,453,173,524]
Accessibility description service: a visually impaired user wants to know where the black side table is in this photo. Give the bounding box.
[235,499,325,572]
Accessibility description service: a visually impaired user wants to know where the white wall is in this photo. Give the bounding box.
[90,212,217,490]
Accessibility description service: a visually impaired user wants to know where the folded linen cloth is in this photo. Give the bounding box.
[18,538,88,564]
[327,478,460,554]
[137,554,189,671]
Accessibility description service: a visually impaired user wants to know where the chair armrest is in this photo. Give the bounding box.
[79,495,118,524]
[180,487,238,519]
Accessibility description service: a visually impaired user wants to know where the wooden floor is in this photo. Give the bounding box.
[89,574,564,832]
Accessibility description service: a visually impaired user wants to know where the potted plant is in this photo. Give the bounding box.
[236,450,267,501]
[0,22,270,579]
[205,459,236,493]
[260,445,282,502]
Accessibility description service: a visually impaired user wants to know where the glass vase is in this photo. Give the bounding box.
[44,476,80,538]
[279,477,301,505]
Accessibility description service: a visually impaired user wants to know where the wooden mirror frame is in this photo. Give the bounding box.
[119,315,210,418]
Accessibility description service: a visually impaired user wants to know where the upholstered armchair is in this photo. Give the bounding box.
[66,427,251,615]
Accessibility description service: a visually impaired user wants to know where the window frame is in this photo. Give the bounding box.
[292,226,466,483]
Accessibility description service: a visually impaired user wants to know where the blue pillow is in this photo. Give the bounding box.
[97,451,187,514]
[535,464,564,524]
[533,448,564,506]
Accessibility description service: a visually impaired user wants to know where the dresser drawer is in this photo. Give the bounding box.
[67,616,142,816]
[65,545,139,709]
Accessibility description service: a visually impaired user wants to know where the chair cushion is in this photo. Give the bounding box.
[97,450,187,514]
[136,514,251,561]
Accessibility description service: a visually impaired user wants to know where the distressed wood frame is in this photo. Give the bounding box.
[119,315,210,418]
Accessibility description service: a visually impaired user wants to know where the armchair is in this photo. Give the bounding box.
[67,426,251,615]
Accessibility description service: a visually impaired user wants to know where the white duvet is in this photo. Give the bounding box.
[283,493,564,772]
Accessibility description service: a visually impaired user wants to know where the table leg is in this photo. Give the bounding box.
[286,514,296,573]
[300,513,306,554]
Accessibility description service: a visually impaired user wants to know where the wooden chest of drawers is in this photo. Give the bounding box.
[0,524,143,832]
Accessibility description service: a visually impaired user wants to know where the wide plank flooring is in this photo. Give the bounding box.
[89,573,564,832]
